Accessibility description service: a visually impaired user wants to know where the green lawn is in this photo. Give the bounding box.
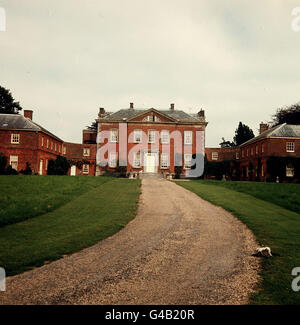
[0,175,112,227]
[198,180,300,215]
[0,176,141,276]
[175,180,300,305]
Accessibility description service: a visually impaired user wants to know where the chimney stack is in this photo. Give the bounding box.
[259,122,269,134]
[130,102,134,110]
[24,110,33,120]
[170,103,175,111]
[98,107,105,117]
[197,109,205,117]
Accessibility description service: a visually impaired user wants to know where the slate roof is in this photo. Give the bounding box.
[103,108,202,123]
[63,142,84,159]
[0,113,63,141]
[240,123,300,146]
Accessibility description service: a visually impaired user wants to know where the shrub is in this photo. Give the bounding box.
[47,156,70,175]
[0,153,7,175]
[20,162,32,175]
[6,165,18,175]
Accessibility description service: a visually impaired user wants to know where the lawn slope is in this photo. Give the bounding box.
[0,178,141,276]
[176,181,300,305]
[199,180,300,215]
[0,175,112,227]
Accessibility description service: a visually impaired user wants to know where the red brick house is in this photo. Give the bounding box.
[205,122,300,182]
[238,123,300,181]
[96,103,207,177]
[0,110,64,174]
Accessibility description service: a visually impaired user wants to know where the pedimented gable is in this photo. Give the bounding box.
[128,109,176,123]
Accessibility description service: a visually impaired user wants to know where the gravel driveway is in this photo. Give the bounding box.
[0,178,260,305]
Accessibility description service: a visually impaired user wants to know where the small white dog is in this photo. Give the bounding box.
[252,247,272,257]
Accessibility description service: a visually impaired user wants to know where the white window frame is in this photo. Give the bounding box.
[110,129,118,143]
[109,152,118,168]
[11,134,20,144]
[55,143,57,152]
[212,152,218,160]
[83,148,90,157]
[184,131,193,145]
[286,164,294,177]
[133,130,142,143]
[184,154,192,169]
[63,146,66,154]
[148,130,156,144]
[143,115,154,122]
[133,152,141,168]
[160,130,170,144]
[83,164,89,174]
[41,137,44,147]
[47,139,49,148]
[286,142,295,153]
[161,153,169,169]
[9,155,18,170]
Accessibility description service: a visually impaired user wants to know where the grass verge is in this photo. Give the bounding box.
[0,178,141,276]
[175,180,300,305]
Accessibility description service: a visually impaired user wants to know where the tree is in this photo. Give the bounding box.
[219,137,235,148]
[86,121,97,131]
[47,156,70,175]
[233,122,255,146]
[0,85,22,114]
[272,103,300,126]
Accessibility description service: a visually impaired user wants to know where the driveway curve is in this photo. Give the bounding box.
[0,178,260,305]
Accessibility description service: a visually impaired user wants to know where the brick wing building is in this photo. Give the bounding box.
[238,123,300,181]
[0,110,64,174]
[205,122,300,182]
[63,142,96,176]
[96,103,207,177]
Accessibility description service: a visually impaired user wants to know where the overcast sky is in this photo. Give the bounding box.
[1,0,300,146]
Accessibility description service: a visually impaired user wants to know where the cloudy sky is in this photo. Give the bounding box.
[1,0,300,146]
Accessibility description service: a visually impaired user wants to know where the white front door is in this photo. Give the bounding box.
[39,159,43,175]
[70,165,76,176]
[144,153,157,173]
